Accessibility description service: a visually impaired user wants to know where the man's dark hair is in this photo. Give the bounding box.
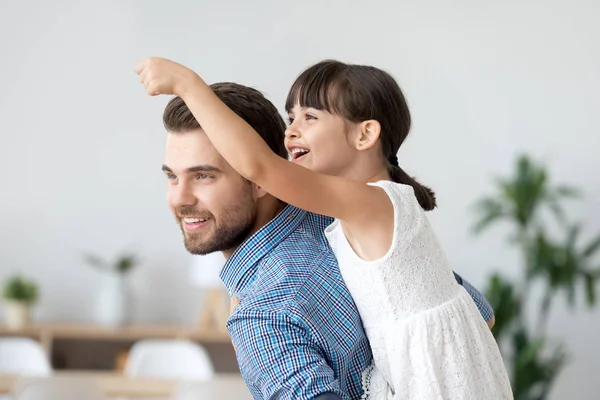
[163,82,288,159]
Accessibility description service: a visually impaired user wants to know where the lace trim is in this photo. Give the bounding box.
[360,363,376,400]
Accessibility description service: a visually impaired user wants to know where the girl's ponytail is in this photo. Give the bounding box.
[388,156,436,211]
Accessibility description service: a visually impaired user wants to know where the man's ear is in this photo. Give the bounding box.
[354,120,381,151]
[252,182,269,199]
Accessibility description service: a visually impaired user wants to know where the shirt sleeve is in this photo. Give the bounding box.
[453,272,494,322]
[228,308,346,400]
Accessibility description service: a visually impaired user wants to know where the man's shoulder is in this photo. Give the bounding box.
[242,220,350,317]
[257,246,343,303]
[262,211,335,274]
[231,235,367,358]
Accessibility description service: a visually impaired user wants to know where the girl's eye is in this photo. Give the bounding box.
[287,117,294,125]
[306,114,317,120]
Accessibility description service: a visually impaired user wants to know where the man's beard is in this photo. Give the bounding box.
[176,193,256,255]
[180,209,254,255]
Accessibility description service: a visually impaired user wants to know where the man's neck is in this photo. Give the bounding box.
[221,195,286,259]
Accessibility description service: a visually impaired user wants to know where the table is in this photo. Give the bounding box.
[0,371,245,398]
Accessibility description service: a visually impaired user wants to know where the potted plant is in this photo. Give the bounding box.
[473,154,600,399]
[2,275,39,329]
[84,252,139,326]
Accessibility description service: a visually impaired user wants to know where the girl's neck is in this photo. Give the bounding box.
[338,156,390,184]
[365,169,392,183]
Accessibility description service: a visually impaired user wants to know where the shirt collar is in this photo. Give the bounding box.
[220,205,307,296]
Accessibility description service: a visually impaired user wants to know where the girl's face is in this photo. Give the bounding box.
[285,104,359,177]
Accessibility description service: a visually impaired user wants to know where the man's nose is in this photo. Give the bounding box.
[170,182,197,208]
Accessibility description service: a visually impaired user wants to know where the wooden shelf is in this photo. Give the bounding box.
[0,323,231,343]
[0,323,238,373]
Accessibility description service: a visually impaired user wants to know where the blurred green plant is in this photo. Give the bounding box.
[2,275,39,303]
[83,252,139,275]
[473,154,600,399]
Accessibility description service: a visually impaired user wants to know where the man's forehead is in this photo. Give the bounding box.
[164,130,228,171]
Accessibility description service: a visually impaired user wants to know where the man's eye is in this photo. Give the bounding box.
[167,173,177,180]
[196,173,212,180]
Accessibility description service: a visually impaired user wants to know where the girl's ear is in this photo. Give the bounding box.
[354,120,381,151]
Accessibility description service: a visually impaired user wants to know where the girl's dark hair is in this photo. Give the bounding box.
[285,60,436,211]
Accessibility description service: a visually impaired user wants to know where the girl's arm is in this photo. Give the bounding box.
[136,58,394,259]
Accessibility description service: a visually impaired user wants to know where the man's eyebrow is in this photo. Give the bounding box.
[161,164,222,173]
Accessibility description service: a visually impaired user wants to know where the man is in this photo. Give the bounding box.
[158,82,494,400]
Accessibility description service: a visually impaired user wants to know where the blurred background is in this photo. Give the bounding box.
[0,0,598,399]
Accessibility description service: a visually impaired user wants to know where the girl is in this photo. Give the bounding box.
[135,58,512,399]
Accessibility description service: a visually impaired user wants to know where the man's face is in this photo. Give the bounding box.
[163,130,257,255]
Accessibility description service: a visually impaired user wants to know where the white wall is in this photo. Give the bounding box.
[0,0,598,398]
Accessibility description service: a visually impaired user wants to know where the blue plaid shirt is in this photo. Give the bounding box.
[221,205,493,400]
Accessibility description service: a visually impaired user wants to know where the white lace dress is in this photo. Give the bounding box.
[324,181,513,400]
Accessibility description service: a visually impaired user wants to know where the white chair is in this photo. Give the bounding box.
[124,339,214,380]
[0,337,52,376]
[11,377,105,400]
[172,378,253,400]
